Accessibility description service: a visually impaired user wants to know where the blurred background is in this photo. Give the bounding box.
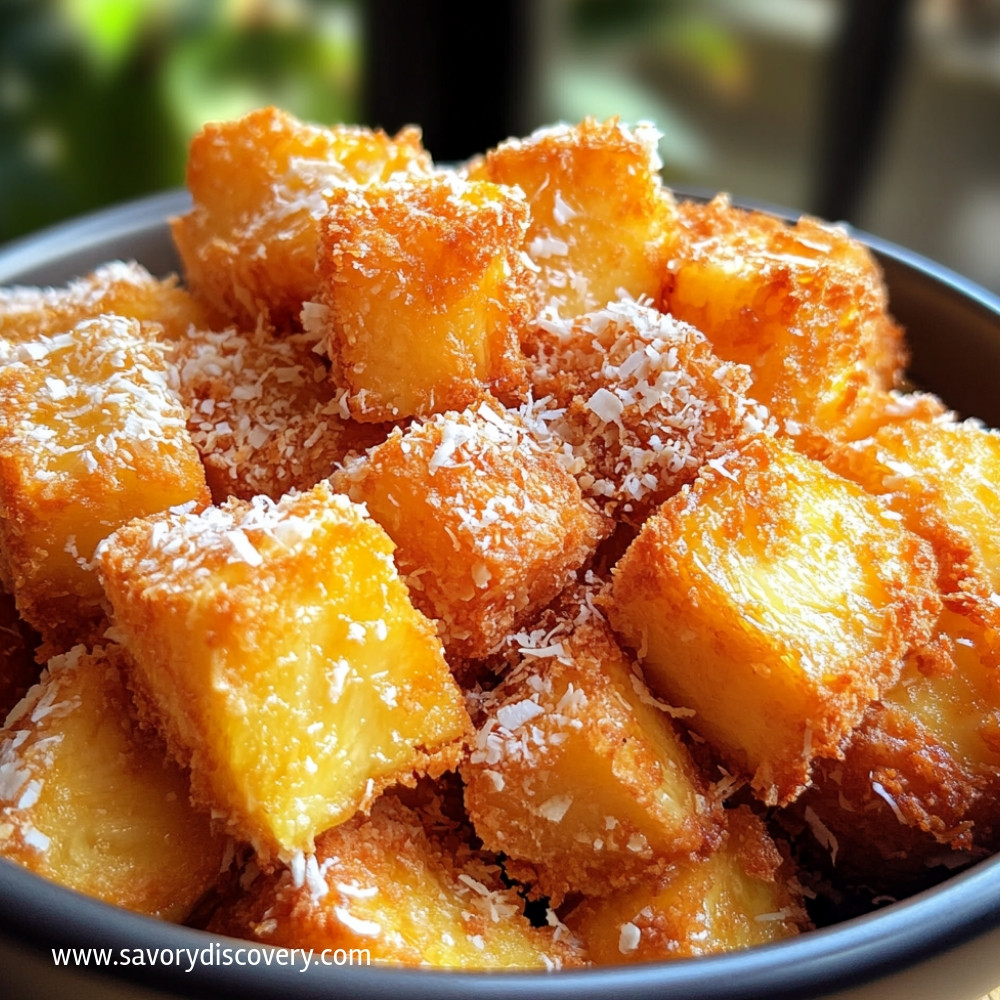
[0,0,998,293]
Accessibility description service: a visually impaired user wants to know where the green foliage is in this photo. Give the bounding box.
[0,0,360,245]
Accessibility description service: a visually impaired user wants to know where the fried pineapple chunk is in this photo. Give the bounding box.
[96,482,471,858]
[0,260,216,355]
[208,791,584,969]
[797,599,1000,880]
[470,117,677,320]
[0,314,210,656]
[462,585,719,903]
[172,324,387,502]
[0,644,227,921]
[567,807,806,963]
[825,417,1000,600]
[664,195,905,440]
[608,434,941,806]
[331,399,609,659]
[525,297,771,525]
[315,173,531,422]
[171,106,432,328]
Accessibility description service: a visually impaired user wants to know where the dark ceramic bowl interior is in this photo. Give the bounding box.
[1,190,1000,1000]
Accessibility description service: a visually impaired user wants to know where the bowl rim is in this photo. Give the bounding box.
[2,188,1000,1000]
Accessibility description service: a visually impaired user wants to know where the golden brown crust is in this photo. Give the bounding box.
[608,433,941,806]
[317,174,531,422]
[331,398,610,660]
[208,791,586,969]
[665,195,906,440]
[474,117,678,320]
[172,106,433,328]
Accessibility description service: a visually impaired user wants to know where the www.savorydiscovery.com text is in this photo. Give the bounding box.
[51,943,371,972]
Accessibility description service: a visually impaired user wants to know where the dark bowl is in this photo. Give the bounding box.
[1,190,1000,1000]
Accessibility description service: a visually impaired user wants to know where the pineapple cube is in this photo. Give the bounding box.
[172,323,387,502]
[331,399,609,659]
[315,173,531,422]
[470,117,678,319]
[608,433,941,805]
[664,195,905,439]
[525,296,771,525]
[825,417,1000,599]
[0,643,227,921]
[0,314,210,655]
[462,585,719,902]
[567,806,806,963]
[798,599,1000,879]
[0,260,217,354]
[171,106,432,328]
[208,791,585,969]
[96,481,471,858]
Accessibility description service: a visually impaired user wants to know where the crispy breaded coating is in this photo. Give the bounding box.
[607,433,941,806]
[0,261,217,355]
[0,314,210,657]
[525,297,772,525]
[208,790,585,968]
[664,195,905,440]
[796,598,1000,882]
[96,483,471,859]
[315,173,531,422]
[470,117,678,320]
[171,324,388,502]
[331,398,609,660]
[462,583,719,904]
[171,106,432,328]
[567,806,807,963]
[0,643,228,921]
[824,416,1000,601]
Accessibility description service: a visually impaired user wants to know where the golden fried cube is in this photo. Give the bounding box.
[471,117,678,319]
[608,434,941,805]
[0,643,227,921]
[316,174,531,422]
[172,324,387,502]
[172,106,432,327]
[525,297,771,525]
[208,791,584,969]
[798,599,1000,881]
[331,399,609,659]
[568,807,806,963]
[0,260,218,352]
[462,585,719,902]
[96,482,471,858]
[0,315,210,655]
[825,417,1000,599]
[664,195,905,439]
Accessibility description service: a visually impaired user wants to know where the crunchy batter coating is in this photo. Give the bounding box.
[96,483,471,859]
[315,173,531,422]
[172,323,387,502]
[525,296,772,525]
[608,433,942,805]
[171,106,432,328]
[664,195,906,440]
[208,791,585,969]
[470,117,678,321]
[462,582,720,904]
[0,260,217,355]
[567,806,807,962]
[0,314,209,657]
[0,643,227,921]
[331,397,609,659]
